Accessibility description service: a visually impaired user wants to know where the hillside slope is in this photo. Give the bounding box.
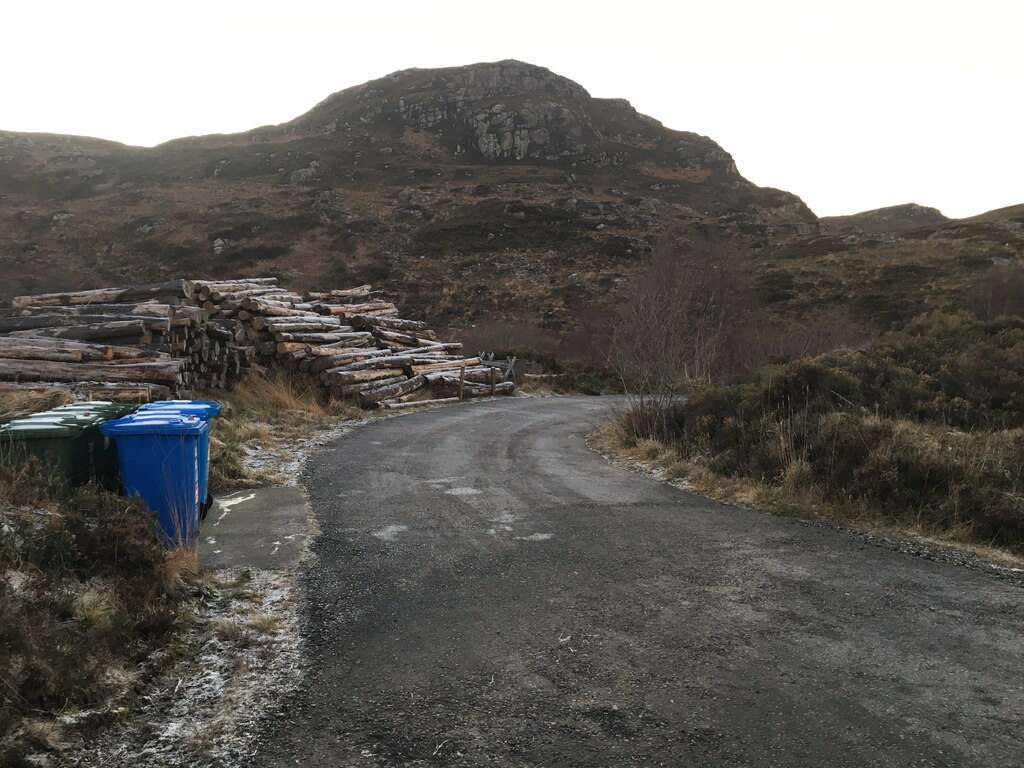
[1,60,1021,332]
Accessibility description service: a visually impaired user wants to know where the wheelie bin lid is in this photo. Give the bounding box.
[138,400,222,419]
[53,401,138,419]
[21,409,108,424]
[101,414,209,437]
[0,414,100,440]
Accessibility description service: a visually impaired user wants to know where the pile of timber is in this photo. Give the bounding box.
[190,279,514,408]
[0,278,513,407]
[0,280,249,401]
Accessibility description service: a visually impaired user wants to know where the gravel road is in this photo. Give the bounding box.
[252,396,1024,767]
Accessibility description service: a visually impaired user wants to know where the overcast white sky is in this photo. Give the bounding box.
[1,0,1020,218]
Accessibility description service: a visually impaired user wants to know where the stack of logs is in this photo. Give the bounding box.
[0,278,513,407]
[190,278,513,408]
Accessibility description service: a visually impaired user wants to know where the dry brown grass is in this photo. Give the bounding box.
[207,368,362,491]
[217,368,360,438]
[213,618,244,643]
[247,612,284,634]
[162,547,200,593]
[0,386,73,421]
[589,416,1024,569]
[0,452,58,508]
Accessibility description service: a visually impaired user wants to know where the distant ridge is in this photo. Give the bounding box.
[820,204,949,234]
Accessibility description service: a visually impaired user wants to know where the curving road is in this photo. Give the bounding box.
[253,396,1024,767]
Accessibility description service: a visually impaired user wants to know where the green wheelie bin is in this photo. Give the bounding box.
[51,402,138,489]
[0,411,108,489]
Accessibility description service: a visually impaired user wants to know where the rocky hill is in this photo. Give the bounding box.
[1,60,1021,335]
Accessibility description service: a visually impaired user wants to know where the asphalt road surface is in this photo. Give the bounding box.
[253,396,1024,767]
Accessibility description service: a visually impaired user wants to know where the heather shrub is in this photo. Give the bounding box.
[615,311,1024,550]
[0,478,191,763]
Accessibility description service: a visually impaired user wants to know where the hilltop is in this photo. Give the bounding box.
[1,60,1021,334]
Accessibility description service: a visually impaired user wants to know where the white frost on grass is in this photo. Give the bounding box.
[68,567,302,768]
[241,419,367,486]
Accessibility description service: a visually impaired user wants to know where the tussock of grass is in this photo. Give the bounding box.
[0,453,59,509]
[248,611,284,634]
[0,387,74,422]
[596,312,1024,559]
[213,618,244,643]
[0,477,195,764]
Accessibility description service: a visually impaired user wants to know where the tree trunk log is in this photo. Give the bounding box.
[309,348,389,373]
[0,358,184,384]
[370,327,420,346]
[0,337,114,361]
[315,302,399,317]
[273,331,365,344]
[7,320,148,341]
[306,284,374,299]
[356,375,425,407]
[327,376,407,397]
[324,355,415,373]
[349,314,428,332]
[306,344,384,359]
[320,367,406,385]
[0,302,174,319]
[186,278,279,295]
[0,314,171,333]
[12,280,189,308]
[410,357,481,375]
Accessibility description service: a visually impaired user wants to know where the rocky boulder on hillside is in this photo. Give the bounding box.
[820,203,950,234]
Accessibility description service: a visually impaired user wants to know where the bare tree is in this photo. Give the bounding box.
[608,241,732,441]
[969,262,1024,320]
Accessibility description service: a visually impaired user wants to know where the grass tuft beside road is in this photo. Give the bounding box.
[0,470,196,765]
[595,311,1024,562]
[0,371,360,765]
[208,368,362,491]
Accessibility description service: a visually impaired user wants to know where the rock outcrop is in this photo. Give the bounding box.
[820,203,950,234]
[294,60,746,177]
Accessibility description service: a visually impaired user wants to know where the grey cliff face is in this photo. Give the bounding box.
[292,60,784,194]
[391,62,601,162]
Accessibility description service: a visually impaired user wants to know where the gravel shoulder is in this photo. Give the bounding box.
[250,396,1024,768]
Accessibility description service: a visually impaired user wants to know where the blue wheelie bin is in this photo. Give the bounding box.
[101,413,209,548]
[137,400,221,517]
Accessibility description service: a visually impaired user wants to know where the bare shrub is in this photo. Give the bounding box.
[608,239,739,440]
[969,262,1024,320]
[719,309,878,379]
